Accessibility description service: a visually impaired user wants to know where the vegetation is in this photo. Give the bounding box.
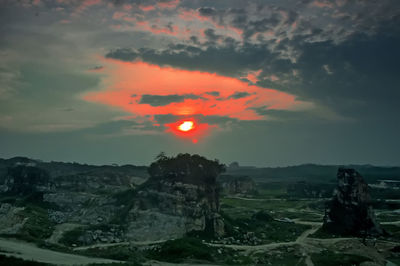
[287,181,335,198]
[59,226,87,246]
[311,250,371,265]
[381,224,400,240]
[18,205,55,240]
[222,210,311,244]
[0,255,53,266]
[253,248,306,266]
[309,227,339,239]
[5,166,50,195]
[146,237,214,263]
[147,153,225,186]
[78,245,144,264]
[221,196,315,219]
[110,189,137,224]
[146,237,254,265]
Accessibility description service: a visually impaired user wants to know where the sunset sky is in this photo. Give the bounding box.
[0,0,399,166]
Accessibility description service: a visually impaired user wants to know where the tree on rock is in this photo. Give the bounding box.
[148,153,226,186]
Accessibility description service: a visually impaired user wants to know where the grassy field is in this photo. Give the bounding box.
[311,250,372,266]
[220,196,323,222]
[146,237,254,265]
[376,211,400,223]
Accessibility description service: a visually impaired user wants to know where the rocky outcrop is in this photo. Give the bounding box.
[0,165,54,194]
[323,168,383,236]
[126,180,224,241]
[125,153,226,241]
[0,155,226,245]
[218,175,256,195]
[0,203,26,234]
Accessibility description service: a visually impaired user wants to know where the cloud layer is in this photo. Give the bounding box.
[0,0,399,165]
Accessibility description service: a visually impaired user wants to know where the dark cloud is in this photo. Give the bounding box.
[203,28,222,42]
[205,91,220,97]
[139,94,205,106]
[110,0,179,7]
[227,91,252,99]
[106,48,139,61]
[198,7,217,17]
[105,19,400,123]
[291,31,400,120]
[89,65,103,71]
[105,43,288,77]
[153,114,238,126]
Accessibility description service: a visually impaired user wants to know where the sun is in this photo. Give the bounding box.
[178,121,194,132]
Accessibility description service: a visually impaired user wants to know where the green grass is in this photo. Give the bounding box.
[146,237,214,263]
[311,250,371,266]
[382,224,400,240]
[387,257,400,265]
[59,226,87,246]
[280,211,323,222]
[146,237,255,265]
[220,197,316,220]
[222,211,311,244]
[256,183,288,198]
[222,197,314,211]
[18,205,55,240]
[78,245,144,263]
[254,251,306,266]
[376,211,400,223]
[309,227,340,239]
[112,189,137,206]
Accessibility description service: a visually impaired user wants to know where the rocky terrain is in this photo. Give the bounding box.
[126,153,226,240]
[323,168,384,236]
[0,156,399,265]
[218,175,257,196]
[0,154,226,246]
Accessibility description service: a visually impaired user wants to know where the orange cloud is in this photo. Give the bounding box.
[83,58,311,138]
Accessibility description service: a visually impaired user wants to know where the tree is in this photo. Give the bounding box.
[148,153,226,186]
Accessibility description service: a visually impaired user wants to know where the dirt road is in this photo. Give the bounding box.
[0,238,124,265]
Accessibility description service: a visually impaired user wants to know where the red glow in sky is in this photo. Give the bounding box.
[164,118,211,143]
[84,58,311,141]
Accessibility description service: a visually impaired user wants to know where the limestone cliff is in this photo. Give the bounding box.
[218,175,256,196]
[323,168,383,236]
[125,153,225,241]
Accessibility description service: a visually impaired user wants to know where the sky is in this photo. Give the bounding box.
[0,0,399,167]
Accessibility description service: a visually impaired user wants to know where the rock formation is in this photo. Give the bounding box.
[218,175,256,195]
[323,168,383,236]
[125,153,226,241]
[1,165,54,194]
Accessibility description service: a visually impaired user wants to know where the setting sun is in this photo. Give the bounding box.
[178,121,194,132]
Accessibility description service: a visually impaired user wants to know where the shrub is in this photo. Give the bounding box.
[147,237,214,263]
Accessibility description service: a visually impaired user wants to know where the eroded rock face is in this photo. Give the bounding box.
[125,154,225,240]
[0,155,225,245]
[0,203,26,234]
[218,175,256,196]
[323,168,383,236]
[1,166,54,194]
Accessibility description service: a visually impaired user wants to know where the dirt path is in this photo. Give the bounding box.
[381,221,400,225]
[208,220,323,265]
[73,239,167,251]
[0,238,124,265]
[296,224,321,243]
